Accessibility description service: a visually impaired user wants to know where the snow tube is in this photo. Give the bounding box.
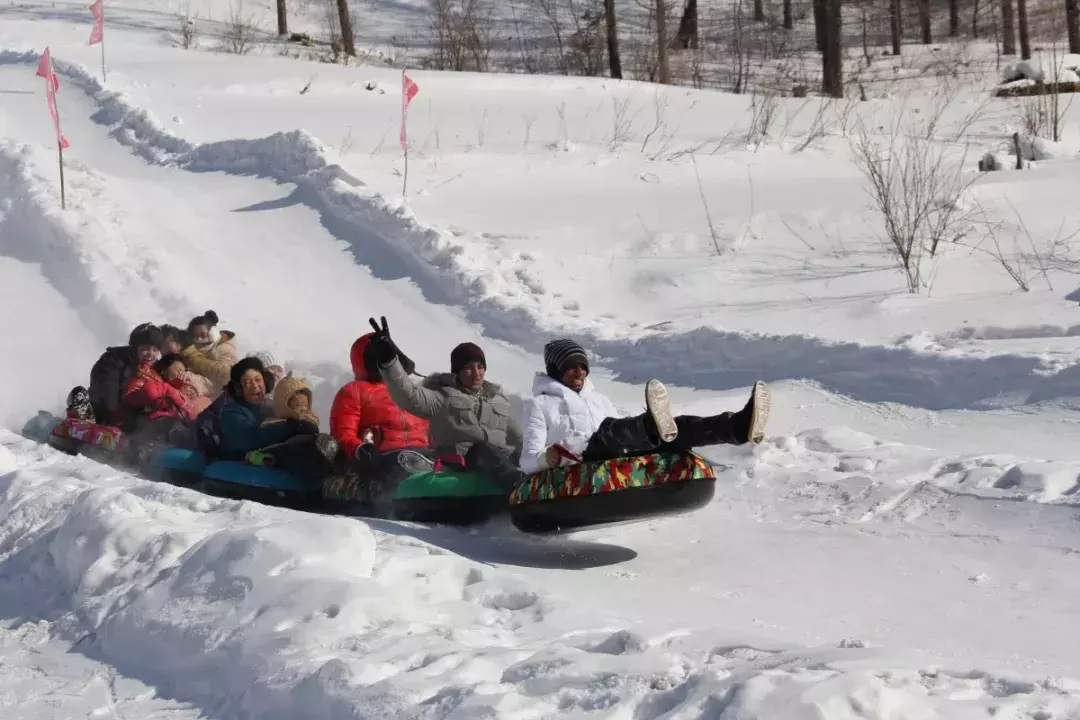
[201,461,322,510]
[146,447,207,486]
[48,417,127,457]
[323,466,505,525]
[508,451,716,533]
[392,468,505,524]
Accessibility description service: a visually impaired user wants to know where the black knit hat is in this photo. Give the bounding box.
[450,342,486,374]
[229,356,276,397]
[544,338,589,380]
[128,323,163,349]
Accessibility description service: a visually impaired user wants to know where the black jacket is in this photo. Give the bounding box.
[88,345,136,426]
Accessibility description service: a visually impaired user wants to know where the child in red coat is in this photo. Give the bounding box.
[123,353,197,424]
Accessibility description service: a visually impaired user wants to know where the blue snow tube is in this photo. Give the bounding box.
[201,461,322,509]
[146,447,208,486]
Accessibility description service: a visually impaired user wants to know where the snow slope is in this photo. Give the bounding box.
[2,0,1080,716]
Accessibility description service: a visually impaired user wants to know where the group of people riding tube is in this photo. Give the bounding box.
[65,311,772,497]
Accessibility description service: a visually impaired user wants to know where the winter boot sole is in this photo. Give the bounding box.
[315,434,341,463]
[645,379,678,444]
[397,450,435,474]
[746,381,771,444]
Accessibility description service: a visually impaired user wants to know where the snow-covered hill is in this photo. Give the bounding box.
[2,0,1080,716]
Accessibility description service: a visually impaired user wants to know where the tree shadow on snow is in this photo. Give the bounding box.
[359,515,638,570]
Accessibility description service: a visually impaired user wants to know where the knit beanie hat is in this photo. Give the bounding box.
[128,322,163,349]
[450,342,486,374]
[544,338,589,380]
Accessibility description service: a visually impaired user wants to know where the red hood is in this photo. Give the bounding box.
[350,333,374,380]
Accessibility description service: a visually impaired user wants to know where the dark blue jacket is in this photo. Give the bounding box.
[219,397,296,459]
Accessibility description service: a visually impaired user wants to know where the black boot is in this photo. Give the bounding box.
[668,381,771,449]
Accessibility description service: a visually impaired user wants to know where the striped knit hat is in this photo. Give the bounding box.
[544,338,589,380]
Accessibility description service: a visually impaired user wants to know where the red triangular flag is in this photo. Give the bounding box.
[89,0,104,45]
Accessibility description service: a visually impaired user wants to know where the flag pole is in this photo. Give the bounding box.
[55,103,66,210]
[403,146,408,196]
[100,35,106,83]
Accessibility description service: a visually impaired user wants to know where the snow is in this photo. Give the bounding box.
[2,0,1080,716]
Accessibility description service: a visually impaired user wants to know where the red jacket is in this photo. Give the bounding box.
[123,364,194,422]
[330,333,430,458]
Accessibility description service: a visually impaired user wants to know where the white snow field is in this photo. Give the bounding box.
[3,0,1080,717]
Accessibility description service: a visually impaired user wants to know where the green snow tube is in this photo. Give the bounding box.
[392,468,506,524]
[324,465,506,525]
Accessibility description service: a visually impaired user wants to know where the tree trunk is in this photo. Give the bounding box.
[605,0,623,77]
[822,0,843,96]
[972,0,981,35]
[276,0,288,36]
[1017,0,1030,58]
[1067,0,1080,54]
[656,0,669,83]
[890,0,902,54]
[918,0,932,43]
[813,0,826,51]
[675,0,698,49]
[783,0,793,28]
[336,0,355,56]
[1001,0,1016,55]
[754,0,765,22]
[949,0,959,35]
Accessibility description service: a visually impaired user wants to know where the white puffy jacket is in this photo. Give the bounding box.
[518,372,622,474]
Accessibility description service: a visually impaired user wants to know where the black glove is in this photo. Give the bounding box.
[354,442,378,465]
[368,316,414,371]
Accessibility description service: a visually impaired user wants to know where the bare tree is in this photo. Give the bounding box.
[754,0,765,22]
[784,0,793,29]
[675,0,698,48]
[890,0,902,54]
[335,0,355,56]
[605,0,623,77]
[656,0,670,83]
[276,0,287,36]
[821,0,842,97]
[1001,0,1016,55]
[1017,0,1030,58]
[949,0,959,35]
[427,0,494,72]
[814,0,826,51]
[918,0,932,42]
[1067,0,1080,54]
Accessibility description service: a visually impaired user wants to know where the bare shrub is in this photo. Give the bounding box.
[747,89,781,145]
[566,1,607,76]
[177,2,200,49]
[960,199,1080,291]
[640,88,671,155]
[608,94,637,150]
[223,2,260,55]
[848,102,981,293]
[426,0,495,72]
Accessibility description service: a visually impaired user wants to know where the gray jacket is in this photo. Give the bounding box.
[381,357,523,459]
